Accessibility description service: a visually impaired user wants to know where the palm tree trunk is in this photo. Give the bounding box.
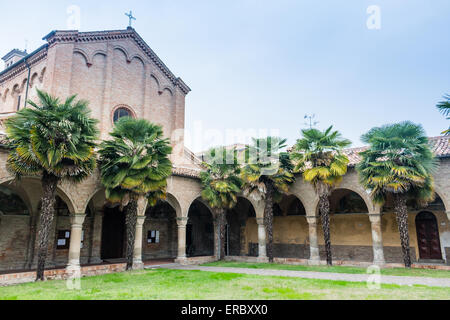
[264,183,274,263]
[319,192,332,266]
[213,208,227,260]
[220,210,227,259]
[393,193,411,268]
[125,196,138,270]
[213,211,220,260]
[36,172,58,281]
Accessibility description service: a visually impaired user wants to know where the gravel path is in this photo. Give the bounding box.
[164,265,450,288]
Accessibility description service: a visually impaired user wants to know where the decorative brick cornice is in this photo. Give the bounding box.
[172,166,201,179]
[43,28,191,95]
[0,45,48,84]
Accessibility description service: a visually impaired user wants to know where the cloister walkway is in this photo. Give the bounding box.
[163,265,450,288]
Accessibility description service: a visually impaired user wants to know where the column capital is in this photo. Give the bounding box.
[369,213,382,223]
[176,217,188,226]
[70,214,86,227]
[256,217,264,225]
[306,215,318,225]
[137,195,148,216]
[136,215,146,226]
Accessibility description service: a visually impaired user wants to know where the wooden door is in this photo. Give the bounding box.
[416,212,442,260]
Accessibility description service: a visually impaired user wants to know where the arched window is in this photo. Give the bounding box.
[0,186,29,216]
[113,107,133,123]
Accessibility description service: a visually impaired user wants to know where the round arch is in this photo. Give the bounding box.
[111,104,136,124]
[328,188,370,215]
[226,196,257,256]
[73,49,91,67]
[130,55,146,67]
[186,197,214,257]
[313,187,373,215]
[113,46,131,62]
[81,187,107,215]
[0,176,76,215]
[0,182,31,216]
[144,199,178,259]
[433,188,449,212]
[165,192,182,218]
[278,194,307,216]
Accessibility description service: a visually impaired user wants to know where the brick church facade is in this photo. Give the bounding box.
[0,28,449,274]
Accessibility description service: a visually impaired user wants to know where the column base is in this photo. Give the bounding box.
[65,263,82,279]
[175,257,188,265]
[256,256,269,263]
[132,260,144,270]
[308,258,321,266]
[372,259,386,266]
[67,259,80,268]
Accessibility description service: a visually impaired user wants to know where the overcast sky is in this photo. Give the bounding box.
[1,0,449,152]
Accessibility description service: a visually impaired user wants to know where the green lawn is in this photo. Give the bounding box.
[0,269,449,300]
[202,261,450,278]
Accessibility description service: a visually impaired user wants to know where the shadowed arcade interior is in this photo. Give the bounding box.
[186,199,214,257]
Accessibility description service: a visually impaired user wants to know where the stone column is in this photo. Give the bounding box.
[175,217,188,263]
[306,216,320,265]
[369,214,385,265]
[132,215,146,269]
[67,214,86,268]
[446,211,450,222]
[88,211,103,265]
[256,218,268,262]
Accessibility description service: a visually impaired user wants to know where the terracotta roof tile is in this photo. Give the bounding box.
[0,134,447,177]
[343,136,450,166]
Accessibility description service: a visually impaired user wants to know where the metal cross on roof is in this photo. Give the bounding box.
[125,10,136,27]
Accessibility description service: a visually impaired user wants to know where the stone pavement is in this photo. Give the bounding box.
[163,265,450,288]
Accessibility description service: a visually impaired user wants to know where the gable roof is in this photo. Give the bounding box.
[42,28,191,94]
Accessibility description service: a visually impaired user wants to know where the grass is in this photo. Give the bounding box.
[0,269,449,300]
[202,261,450,278]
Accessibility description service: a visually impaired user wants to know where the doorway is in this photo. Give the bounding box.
[186,200,214,257]
[101,206,125,260]
[416,211,442,260]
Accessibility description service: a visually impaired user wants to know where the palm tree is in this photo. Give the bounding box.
[98,118,172,270]
[437,94,450,135]
[290,126,351,266]
[200,147,242,260]
[357,121,436,268]
[240,137,294,262]
[5,90,99,281]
